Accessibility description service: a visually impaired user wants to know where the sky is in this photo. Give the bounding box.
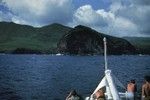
[0,0,150,37]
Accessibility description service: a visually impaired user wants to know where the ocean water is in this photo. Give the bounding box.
[0,54,149,100]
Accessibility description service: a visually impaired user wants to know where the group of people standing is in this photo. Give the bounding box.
[66,75,150,100]
[127,76,150,100]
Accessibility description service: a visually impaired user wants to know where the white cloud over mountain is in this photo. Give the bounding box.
[72,0,150,37]
[0,0,150,37]
[1,0,73,26]
[72,5,139,36]
[73,5,112,27]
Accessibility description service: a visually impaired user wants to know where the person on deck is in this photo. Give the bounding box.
[93,88,105,100]
[127,79,137,100]
[66,90,82,100]
[142,76,150,100]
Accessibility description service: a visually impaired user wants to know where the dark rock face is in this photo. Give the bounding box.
[12,48,42,54]
[58,25,136,55]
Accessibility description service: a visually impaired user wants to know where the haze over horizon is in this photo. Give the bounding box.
[0,0,150,37]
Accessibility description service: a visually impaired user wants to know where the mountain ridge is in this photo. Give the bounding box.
[0,21,141,55]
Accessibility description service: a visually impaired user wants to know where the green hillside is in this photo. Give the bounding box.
[123,37,150,54]
[0,22,72,53]
[0,22,142,55]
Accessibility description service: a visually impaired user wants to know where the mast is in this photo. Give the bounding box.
[103,37,120,100]
[89,37,121,100]
[103,37,108,71]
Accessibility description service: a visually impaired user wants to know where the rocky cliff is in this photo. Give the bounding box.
[58,25,136,55]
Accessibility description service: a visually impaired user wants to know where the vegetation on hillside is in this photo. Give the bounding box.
[0,22,71,54]
[0,22,149,55]
[123,37,150,54]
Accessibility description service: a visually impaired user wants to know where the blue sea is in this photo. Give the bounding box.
[0,54,149,100]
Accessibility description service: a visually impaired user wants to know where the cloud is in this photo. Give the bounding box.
[72,4,138,37]
[71,0,150,37]
[1,0,73,26]
[73,5,110,27]
[109,1,122,13]
[130,0,150,5]
[0,0,150,37]
[116,2,150,35]
[109,17,138,36]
